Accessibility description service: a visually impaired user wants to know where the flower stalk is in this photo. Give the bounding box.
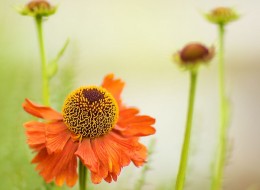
[173,43,213,190]
[204,7,239,190]
[211,23,228,190]
[175,68,198,190]
[135,138,156,190]
[79,160,88,190]
[35,16,50,105]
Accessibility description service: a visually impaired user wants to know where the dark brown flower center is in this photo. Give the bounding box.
[62,86,118,139]
[180,43,209,63]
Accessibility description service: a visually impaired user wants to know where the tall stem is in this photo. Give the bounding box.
[175,69,198,190]
[35,16,50,105]
[135,138,156,190]
[211,24,228,190]
[79,160,87,190]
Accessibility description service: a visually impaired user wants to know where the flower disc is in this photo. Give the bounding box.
[62,86,119,139]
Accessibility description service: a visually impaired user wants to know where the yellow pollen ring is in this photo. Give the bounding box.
[62,86,119,139]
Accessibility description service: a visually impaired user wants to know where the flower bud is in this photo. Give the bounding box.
[205,7,239,25]
[18,0,56,17]
[173,43,214,70]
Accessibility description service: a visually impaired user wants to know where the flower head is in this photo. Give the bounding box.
[205,7,239,25]
[62,86,119,139]
[22,74,156,187]
[173,43,214,70]
[18,0,56,17]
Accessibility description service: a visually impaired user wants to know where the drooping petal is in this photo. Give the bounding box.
[101,74,125,107]
[91,137,109,180]
[102,172,118,183]
[109,132,147,167]
[65,157,79,187]
[130,142,147,167]
[90,161,110,184]
[91,172,103,184]
[32,139,78,187]
[75,138,99,173]
[88,135,123,183]
[23,99,62,121]
[101,134,131,168]
[46,121,71,153]
[104,174,112,183]
[116,108,156,137]
[111,172,118,181]
[86,131,148,184]
[24,121,46,151]
[98,137,122,175]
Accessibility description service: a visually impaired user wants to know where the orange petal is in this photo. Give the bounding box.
[75,139,99,173]
[121,125,155,137]
[119,108,139,120]
[24,121,46,151]
[101,74,125,107]
[130,142,147,167]
[104,174,112,183]
[46,121,71,154]
[55,172,66,186]
[91,137,109,178]
[84,131,151,184]
[91,172,103,184]
[111,172,118,181]
[99,137,121,175]
[89,132,148,184]
[89,135,126,183]
[23,99,62,121]
[89,161,109,184]
[109,132,147,167]
[65,157,79,187]
[117,108,156,137]
[32,139,78,187]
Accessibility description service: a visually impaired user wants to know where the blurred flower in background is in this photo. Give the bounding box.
[173,42,214,70]
[205,7,239,26]
[18,0,56,17]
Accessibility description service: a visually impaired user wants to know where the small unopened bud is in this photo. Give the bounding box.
[18,0,57,17]
[173,43,214,70]
[28,0,51,11]
[205,7,239,25]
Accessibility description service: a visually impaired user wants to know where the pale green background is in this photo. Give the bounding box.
[0,0,260,189]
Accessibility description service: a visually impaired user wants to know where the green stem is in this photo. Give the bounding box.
[175,69,198,190]
[135,138,156,190]
[35,16,50,105]
[211,24,228,190]
[79,160,87,190]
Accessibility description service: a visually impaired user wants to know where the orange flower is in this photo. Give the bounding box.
[23,74,156,187]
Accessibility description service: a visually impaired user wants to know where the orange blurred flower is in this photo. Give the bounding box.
[23,74,156,187]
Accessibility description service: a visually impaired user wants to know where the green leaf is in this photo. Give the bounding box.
[47,38,70,79]
[47,59,58,78]
[55,38,70,62]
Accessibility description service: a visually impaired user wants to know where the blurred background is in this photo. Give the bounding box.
[1,0,260,189]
